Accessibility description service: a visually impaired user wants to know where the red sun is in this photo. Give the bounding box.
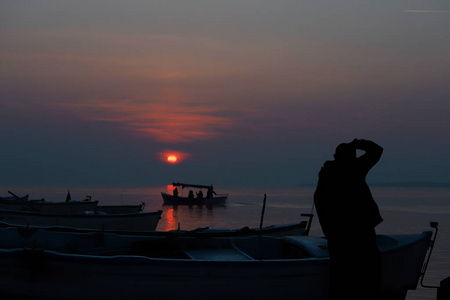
[159,150,189,164]
[167,155,178,163]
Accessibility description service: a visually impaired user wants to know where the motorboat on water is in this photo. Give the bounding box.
[162,182,228,205]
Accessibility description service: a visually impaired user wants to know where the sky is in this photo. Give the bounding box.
[1,1,450,187]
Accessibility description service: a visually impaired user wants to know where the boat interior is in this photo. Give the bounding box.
[58,232,406,261]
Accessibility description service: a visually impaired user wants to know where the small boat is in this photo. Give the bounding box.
[0,194,29,201]
[0,191,98,213]
[162,182,228,205]
[0,220,308,238]
[96,202,145,214]
[0,209,162,231]
[0,227,434,300]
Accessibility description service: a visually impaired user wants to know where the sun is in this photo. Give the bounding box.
[167,155,178,163]
[159,150,189,164]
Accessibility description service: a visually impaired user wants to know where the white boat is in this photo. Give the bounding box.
[0,209,162,231]
[0,220,307,238]
[0,227,433,300]
[0,192,98,213]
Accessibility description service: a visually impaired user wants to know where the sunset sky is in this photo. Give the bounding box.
[1,1,449,187]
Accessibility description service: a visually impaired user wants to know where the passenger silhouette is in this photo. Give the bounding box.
[206,187,216,199]
[314,139,383,300]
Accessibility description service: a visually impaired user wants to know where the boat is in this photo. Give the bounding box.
[0,227,434,300]
[0,191,98,213]
[162,182,228,205]
[0,194,29,201]
[0,209,162,231]
[1,191,144,215]
[96,202,145,214]
[0,219,308,238]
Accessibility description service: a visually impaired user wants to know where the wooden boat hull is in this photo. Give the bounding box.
[0,230,432,300]
[0,209,162,231]
[161,192,227,205]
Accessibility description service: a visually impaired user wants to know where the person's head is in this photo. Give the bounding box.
[334,143,356,162]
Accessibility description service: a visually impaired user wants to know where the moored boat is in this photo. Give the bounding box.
[0,209,162,231]
[0,220,307,238]
[0,228,433,300]
[0,192,98,213]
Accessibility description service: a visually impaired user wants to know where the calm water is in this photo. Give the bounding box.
[2,185,449,300]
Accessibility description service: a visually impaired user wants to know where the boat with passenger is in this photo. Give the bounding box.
[161,182,228,205]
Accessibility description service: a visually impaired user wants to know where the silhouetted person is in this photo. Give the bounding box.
[196,190,203,199]
[314,139,383,300]
[188,190,194,200]
[206,187,216,198]
[173,187,179,197]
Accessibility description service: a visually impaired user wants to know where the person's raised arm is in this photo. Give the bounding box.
[352,139,383,172]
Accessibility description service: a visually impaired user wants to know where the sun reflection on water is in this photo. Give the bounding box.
[163,207,178,231]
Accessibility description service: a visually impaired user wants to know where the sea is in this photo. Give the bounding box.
[2,185,449,300]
